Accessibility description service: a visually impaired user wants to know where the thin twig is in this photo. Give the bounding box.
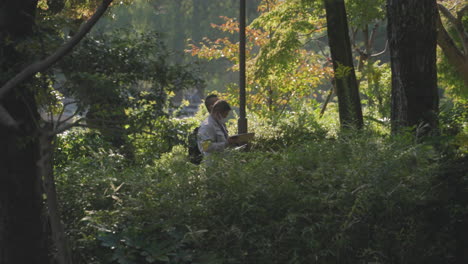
[0,105,19,129]
[54,105,83,132]
[320,80,334,118]
[371,40,388,57]
[54,101,79,130]
[52,118,85,135]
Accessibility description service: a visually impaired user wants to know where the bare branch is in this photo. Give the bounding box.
[449,0,460,11]
[274,91,294,120]
[54,105,83,132]
[436,11,468,88]
[85,117,126,125]
[54,101,79,129]
[371,40,389,57]
[309,33,328,41]
[0,105,20,129]
[438,3,468,55]
[456,5,468,20]
[320,80,334,118]
[0,0,114,100]
[438,3,458,25]
[298,26,327,38]
[52,118,85,135]
[62,100,79,107]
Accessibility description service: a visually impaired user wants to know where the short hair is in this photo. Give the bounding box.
[204,94,218,113]
[212,100,231,114]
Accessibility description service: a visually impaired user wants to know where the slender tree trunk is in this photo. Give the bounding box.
[387,0,439,135]
[0,2,50,262]
[172,0,186,63]
[324,0,363,129]
[320,81,335,118]
[39,125,74,264]
[191,0,201,43]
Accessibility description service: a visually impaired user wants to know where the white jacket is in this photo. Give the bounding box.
[197,115,229,156]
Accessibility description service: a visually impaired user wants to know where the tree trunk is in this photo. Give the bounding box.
[39,125,74,264]
[0,98,49,263]
[387,0,439,135]
[0,1,51,263]
[172,0,186,63]
[191,0,201,43]
[0,0,112,262]
[324,0,363,129]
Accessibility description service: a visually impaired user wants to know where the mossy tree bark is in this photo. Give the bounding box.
[324,0,363,130]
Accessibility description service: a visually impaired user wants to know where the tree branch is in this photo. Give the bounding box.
[371,40,388,57]
[456,5,468,18]
[436,11,468,89]
[54,100,79,130]
[52,118,85,136]
[457,5,468,53]
[53,105,83,132]
[320,82,334,118]
[438,3,458,25]
[438,3,468,55]
[0,0,114,100]
[0,105,20,129]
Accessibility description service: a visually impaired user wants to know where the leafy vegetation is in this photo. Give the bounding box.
[1,0,466,263]
[56,110,467,263]
[49,0,466,262]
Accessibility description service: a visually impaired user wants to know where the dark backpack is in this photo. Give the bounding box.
[188,126,202,164]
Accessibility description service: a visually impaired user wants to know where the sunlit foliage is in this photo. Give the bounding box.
[187,0,333,114]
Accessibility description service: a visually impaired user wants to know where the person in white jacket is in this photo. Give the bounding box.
[197,100,235,157]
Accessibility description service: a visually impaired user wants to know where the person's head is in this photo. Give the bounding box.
[204,94,219,113]
[211,100,231,121]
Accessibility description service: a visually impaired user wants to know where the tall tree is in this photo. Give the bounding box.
[0,0,50,262]
[0,0,113,262]
[387,0,439,134]
[324,0,363,129]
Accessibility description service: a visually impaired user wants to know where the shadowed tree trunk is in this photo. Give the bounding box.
[324,0,363,129]
[0,0,113,262]
[387,0,439,135]
[0,0,50,263]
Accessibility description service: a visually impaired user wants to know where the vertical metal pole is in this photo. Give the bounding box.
[238,0,248,134]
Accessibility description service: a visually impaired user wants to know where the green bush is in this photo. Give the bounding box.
[56,127,467,263]
[233,104,329,151]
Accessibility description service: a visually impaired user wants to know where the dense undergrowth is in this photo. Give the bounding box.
[55,106,467,264]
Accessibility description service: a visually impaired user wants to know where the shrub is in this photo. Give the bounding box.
[56,128,467,263]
